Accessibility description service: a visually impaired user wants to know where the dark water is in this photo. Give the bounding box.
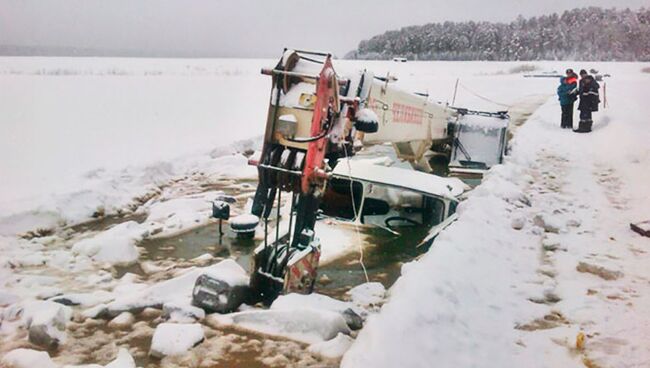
[67,212,148,234]
[126,220,430,298]
[142,223,256,267]
[316,226,430,298]
[113,222,256,277]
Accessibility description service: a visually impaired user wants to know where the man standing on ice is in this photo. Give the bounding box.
[575,69,600,133]
[557,73,578,129]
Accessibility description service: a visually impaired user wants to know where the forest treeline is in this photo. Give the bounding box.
[346,7,650,61]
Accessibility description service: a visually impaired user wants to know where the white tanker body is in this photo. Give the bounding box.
[358,74,453,171]
[260,51,455,172]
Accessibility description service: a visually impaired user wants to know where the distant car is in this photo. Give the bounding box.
[392,57,407,63]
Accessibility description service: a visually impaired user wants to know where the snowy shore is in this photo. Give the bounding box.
[342,64,650,368]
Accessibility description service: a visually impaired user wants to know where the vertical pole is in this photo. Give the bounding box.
[287,193,296,247]
[274,188,282,257]
[218,219,223,243]
[264,219,268,249]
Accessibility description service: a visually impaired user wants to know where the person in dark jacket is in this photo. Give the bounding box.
[578,69,587,94]
[575,71,600,133]
[557,76,578,129]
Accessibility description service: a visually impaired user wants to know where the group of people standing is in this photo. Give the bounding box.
[557,68,600,133]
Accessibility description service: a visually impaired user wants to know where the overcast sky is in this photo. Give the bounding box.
[1,0,646,57]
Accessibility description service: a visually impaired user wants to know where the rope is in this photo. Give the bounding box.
[342,147,370,283]
[458,81,511,108]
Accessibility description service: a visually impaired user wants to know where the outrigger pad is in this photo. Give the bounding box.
[212,200,230,220]
[630,220,650,237]
[249,234,321,305]
[285,240,321,294]
[191,274,251,314]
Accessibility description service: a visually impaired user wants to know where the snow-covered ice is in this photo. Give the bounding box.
[1,349,58,368]
[209,308,351,344]
[271,293,360,314]
[1,347,135,368]
[107,311,135,329]
[103,348,136,368]
[49,290,114,308]
[162,301,206,322]
[346,282,386,307]
[105,259,248,315]
[271,293,366,330]
[20,300,73,348]
[149,323,205,358]
[71,221,145,266]
[308,333,355,359]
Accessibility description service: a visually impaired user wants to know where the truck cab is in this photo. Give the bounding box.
[318,160,467,254]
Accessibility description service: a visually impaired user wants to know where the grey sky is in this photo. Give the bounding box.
[1,0,646,57]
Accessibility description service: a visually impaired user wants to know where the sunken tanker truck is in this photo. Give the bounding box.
[192,49,509,310]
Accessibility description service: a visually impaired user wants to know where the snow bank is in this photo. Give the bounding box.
[0,290,19,306]
[71,221,145,265]
[0,57,268,232]
[307,333,354,359]
[143,191,221,236]
[271,293,358,314]
[162,302,205,322]
[104,348,136,368]
[107,311,135,329]
[49,290,114,307]
[346,282,386,307]
[209,308,351,344]
[21,300,73,348]
[1,349,58,368]
[149,323,205,358]
[1,348,135,368]
[340,102,555,367]
[344,65,650,368]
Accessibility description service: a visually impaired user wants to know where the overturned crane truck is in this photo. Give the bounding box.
[193,49,509,309]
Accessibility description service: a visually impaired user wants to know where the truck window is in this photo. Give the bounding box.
[422,196,445,226]
[360,184,445,227]
[448,200,458,216]
[320,178,363,220]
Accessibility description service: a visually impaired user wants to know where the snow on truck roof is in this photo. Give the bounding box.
[457,114,509,129]
[331,161,467,199]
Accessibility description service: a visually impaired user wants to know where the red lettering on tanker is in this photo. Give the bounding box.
[391,102,423,125]
[366,98,423,125]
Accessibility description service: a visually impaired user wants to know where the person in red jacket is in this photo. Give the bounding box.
[557,69,579,129]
